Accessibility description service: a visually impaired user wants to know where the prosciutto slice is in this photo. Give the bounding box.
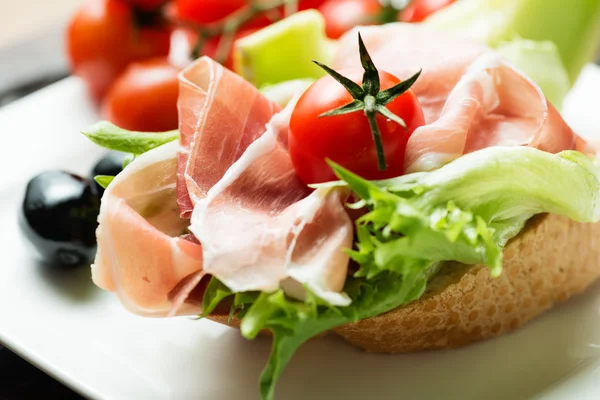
[405,53,576,172]
[92,141,205,317]
[333,24,577,172]
[189,100,353,306]
[177,57,280,218]
[94,57,353,317]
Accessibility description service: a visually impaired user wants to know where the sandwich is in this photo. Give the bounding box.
[82,19,600,400]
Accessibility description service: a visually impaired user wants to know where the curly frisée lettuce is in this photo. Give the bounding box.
[203,146,600,400]
[332,146,600,279]
[202,272,428,400]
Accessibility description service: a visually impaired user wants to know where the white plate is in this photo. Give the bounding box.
[2,66,600,400]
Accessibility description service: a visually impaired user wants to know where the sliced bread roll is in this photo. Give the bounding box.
[209,214,600,351]
[334,214,600,352]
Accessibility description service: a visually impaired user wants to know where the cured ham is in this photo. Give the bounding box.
[177,57,280,218]
[92,141,205,317]
[178,58,352,305]
[94,57,353,316]
[404,53,575,172]
[333,24,577,172]
[189,99,353,306]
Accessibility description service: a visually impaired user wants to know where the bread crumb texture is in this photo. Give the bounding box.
[333,214,600,352]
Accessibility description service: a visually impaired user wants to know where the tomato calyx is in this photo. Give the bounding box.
[313,33,421,171]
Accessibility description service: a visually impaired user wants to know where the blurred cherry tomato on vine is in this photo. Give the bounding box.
[202,28,260,69]
[126,0,168,11]
[399,0,455,23]
[102,58,180,132]
[175,0,330,67]
[319,0,382,39]
[175,0,246,24]
[298,0,327,9]
[67,0,172,101]
[175,0,327,25]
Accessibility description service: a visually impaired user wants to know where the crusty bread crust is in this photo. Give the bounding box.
[209,214,600,351]
[334,214,600,352]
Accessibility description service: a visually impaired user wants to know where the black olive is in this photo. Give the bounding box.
[19,171,100,267]
[90,151,127,195]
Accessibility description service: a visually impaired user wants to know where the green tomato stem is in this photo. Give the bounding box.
[176,0,292,64]
[364,95,387,171]
[315,33,421,173]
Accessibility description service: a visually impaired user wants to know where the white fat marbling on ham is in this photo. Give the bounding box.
[190,99,352,306]
[93,141,205,317]
[405,52,575,172]
[177,57,279,218]
[93,58,353,317]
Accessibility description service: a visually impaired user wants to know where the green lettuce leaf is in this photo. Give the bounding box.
[424,0,600,83]
[83,121,180,186]
[203,146,600,400]
[82,121,179,155]
[234,10,335,87]
[330,147,600,280]
[203,271,427,400]
[93,175,115,189]
[201,278,234,316]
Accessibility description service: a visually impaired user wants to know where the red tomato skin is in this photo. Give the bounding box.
[67,0,172,101]
[399,0,455,23]
[298,0,328,9]
[175,0,246,24]
[102,58,180,132]
[319,0,382,39]
[175,0,327,25]
[289,70,425,184]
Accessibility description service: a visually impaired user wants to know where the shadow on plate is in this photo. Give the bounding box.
[35,260,100,304]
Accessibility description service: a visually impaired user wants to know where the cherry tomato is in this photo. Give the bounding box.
[126,0,168,11]
[399,0,455,23]
[289,69,425,184]
[298,0,328,9]
[318,0,382,39]
[67,0,171,101]
[175,0,246,24]
[175,0,327,25]
[102,58,180,132]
